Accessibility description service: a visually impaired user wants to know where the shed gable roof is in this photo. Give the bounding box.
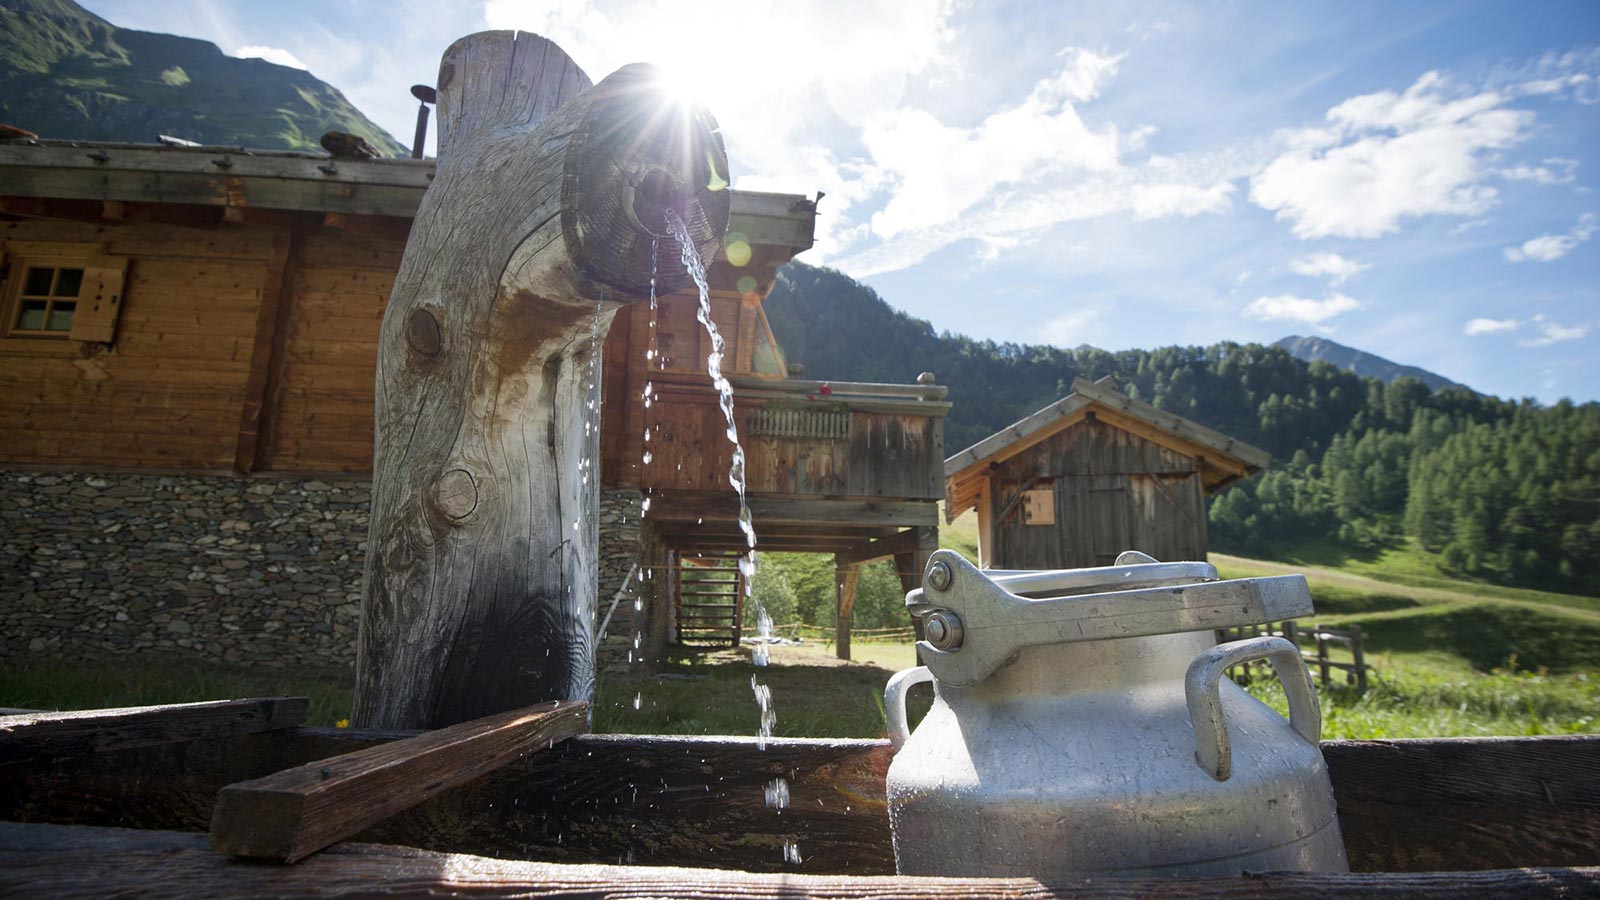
[943,377,1269,522]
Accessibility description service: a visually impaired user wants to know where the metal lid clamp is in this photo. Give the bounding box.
[905,549,1316,687]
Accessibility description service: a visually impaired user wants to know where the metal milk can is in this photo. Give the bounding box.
[884,549,1348,877]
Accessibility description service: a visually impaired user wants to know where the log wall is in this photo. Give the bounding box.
[258,229,404,472]
[0,218,277,469]
[989,416,1208,568]
[0,214,786,477]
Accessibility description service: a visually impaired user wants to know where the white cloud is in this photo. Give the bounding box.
[1041,307,1108,346]
[1518,315,1591,347]
[831,74,1259,276]
[1497,158,1578,184]
[1131,181,1234,219]
[233,45,308,70]
[1242,292,1361,326]
[1464,317,1519,336]
[862,48,1125,240]
[1503,213,1598,262]
[1501,47,1600,104]
[1251,72,1532,238]
[1290,252,1369,285]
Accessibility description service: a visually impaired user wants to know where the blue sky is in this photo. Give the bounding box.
[86,0,1600,401]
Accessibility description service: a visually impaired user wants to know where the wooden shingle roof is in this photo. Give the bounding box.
[943,376,1269,522]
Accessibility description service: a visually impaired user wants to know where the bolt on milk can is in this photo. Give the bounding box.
[884,549,1348,877]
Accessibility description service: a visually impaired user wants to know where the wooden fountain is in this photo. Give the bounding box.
[1,31,1597,899]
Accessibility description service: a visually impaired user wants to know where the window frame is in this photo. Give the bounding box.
[5,255,88,339]
[0,242,128,347]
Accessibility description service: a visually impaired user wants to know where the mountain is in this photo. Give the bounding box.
[1274,335,1467,393]
[765,260,1597,595]
[0,0,405,155]
[765,260,1364,456]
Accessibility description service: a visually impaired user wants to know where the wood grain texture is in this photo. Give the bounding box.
[233,228,303,473]
[354,35,730,729]
[0,698,306,764]
[210,700,587,862]
[1323,735,1600,872]
[2,731,1596,876]
[987,416,1211,569]
[3,823,1597,899]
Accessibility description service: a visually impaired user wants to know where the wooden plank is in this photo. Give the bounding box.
[1323,735,1600,872]
[2,823,1598,899]
[836,528,930,567]
[209,700,588,862]
[0,698,306,764]
[649,492,939,528]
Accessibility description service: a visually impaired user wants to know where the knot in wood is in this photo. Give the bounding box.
[434,468,479,521]
[405,309,442,358]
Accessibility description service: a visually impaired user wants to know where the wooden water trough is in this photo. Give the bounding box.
[1,698,1598,897]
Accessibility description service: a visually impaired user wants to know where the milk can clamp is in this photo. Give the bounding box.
[905,550,1317,687]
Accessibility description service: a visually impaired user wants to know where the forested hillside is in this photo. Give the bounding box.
[0,0,405,154]
[765,261,1600,596]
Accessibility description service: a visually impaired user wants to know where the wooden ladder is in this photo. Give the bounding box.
[674,552,745,648]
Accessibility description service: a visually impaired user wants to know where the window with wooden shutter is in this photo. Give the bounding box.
[1,244,128,343]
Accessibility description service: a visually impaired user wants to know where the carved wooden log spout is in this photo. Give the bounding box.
[354,32,730,729]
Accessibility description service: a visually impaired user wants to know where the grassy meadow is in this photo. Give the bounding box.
[5,508,1597,741]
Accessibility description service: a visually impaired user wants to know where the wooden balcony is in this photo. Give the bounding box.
[605,371,948,554]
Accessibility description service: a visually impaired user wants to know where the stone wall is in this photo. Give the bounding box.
[1,470,645,672]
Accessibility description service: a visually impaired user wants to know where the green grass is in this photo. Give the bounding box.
[6,528,1597,742]
[1246,665,1599,740]
[0,659,353,726]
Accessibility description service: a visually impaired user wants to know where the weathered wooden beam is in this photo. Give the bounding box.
[0,698,306,764]
[1322,735,1600,872]
[210,700,586,862]
[354,32,731,729]
[232,228,303,473]
[3,823,1597,899]
[835,558,862,661]
[837,527,933,567]
[0,147,814,250]
[649,493,940,529]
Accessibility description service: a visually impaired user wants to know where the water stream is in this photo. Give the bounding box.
[665,210,795,863]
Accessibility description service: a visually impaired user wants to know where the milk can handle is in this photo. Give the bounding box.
[885,666,933,751]
[1185,636,1321,782]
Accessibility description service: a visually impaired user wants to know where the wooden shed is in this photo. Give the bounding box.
[944,376,1268,570]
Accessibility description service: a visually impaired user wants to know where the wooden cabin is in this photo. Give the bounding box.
[943,376,1267,570]
[0,138,945,668]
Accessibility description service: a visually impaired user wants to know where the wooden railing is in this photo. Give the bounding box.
[1217,621,1370,693]
[631,371,950,501]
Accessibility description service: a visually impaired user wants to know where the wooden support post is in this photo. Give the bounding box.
[974,476,992,568]
[834,557,861,661]
[0,698,306,764]
[210,700,587,862]
[894,525,939,658]
[233,227,303,474]
[1350,624,1367,692]
[1315,622,1331,688]
[354,32,730,729]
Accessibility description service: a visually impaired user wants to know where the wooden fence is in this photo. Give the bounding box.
[1217,621,1370,693]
